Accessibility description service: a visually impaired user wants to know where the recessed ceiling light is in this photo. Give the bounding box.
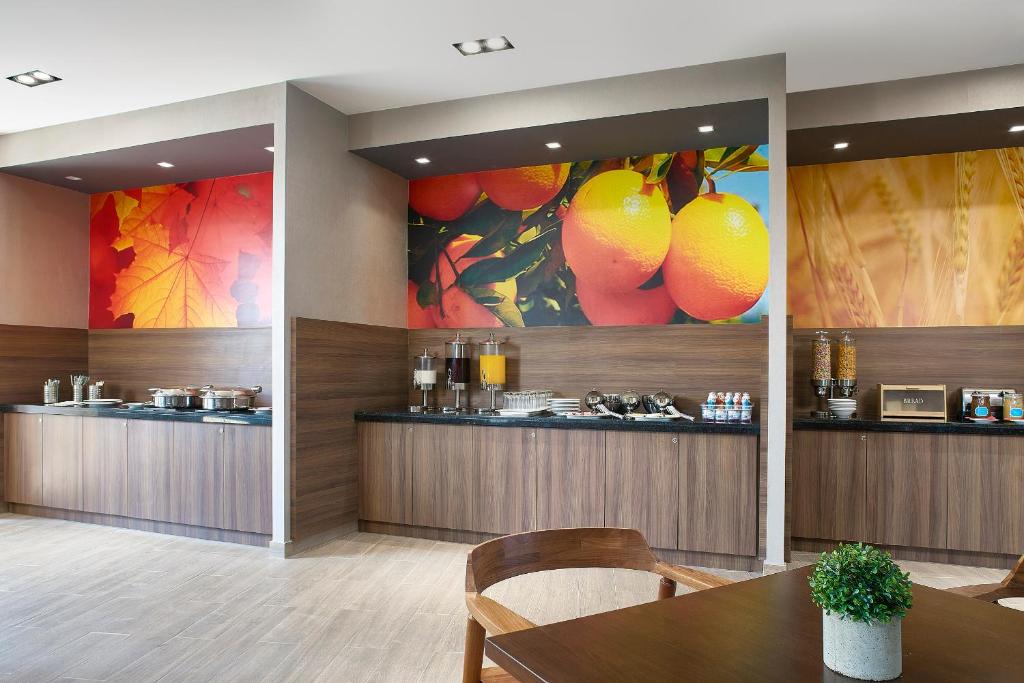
[415,157,431,164]
[64,175,82,181]
[264,146,275,152]
[7,69,61,87]
[697,125,715,133]
[545,142,561,149]
[157,161,175,168]
[454,36,514,56]
[1010,125,1024,133]
[833,142,849,150]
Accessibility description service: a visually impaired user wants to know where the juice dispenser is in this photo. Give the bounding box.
[444,333,471,413]
[478,333,506,414]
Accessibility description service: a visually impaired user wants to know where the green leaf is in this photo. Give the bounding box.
[706,145,760,173]
[416,281,438,308]
[645,153,674,185]
[457,228,558,286]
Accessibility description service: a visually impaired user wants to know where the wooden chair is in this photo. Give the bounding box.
[946,554,1024,604]
[461,527,734,683]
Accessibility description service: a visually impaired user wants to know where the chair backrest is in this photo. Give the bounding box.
[1003,555,1024,588]
[466,527,661,593]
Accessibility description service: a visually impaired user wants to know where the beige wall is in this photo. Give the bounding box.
[787,63,1024,130]
[283,85,408,327]
[0,173,89,328]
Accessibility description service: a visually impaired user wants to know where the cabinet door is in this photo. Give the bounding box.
[223,425,272,534]
[536,429,605,530]
[605,432,678,549]
[792,430,867,542]
[679,433,758,556]
[475,427,536,535]
[171,423,224,528]
[358,422,413,525]
[411,423,474,530]
[4,413,43,505]
[127,420,174,522]
[82,418,128,516]
[41,414,82,510]
[866,432,947,548]
[948,435,1024,555]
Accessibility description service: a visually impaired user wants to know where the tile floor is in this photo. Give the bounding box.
[0,513,1007,681]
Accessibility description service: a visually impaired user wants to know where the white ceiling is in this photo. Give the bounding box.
[2,0,1022,135]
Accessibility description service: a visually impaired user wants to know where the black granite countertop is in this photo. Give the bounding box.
[355,409,759,435]
[793,417,1024,436]
[0,403,272,426]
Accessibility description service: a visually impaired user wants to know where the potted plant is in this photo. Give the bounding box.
[809,543,913,681]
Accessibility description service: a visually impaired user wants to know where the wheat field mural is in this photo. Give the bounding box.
[788,147,1024,327]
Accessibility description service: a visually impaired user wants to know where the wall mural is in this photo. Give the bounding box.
[89,172,273,329]
[408,147,769,328]
[788,147,1024,328]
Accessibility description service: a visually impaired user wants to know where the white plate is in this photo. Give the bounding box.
[83,398,122,405]
[496,408,549,417]
[626,413,679,420]
[998,598,1024,611]
[563,412,609,419]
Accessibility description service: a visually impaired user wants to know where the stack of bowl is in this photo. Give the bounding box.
[828,398,857,420]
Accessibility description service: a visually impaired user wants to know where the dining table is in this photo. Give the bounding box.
[485,565,1024,682]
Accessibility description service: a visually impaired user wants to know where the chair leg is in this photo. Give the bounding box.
[462,614,486,683]
[658,577,676,600]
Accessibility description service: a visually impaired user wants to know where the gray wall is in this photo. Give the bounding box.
[0,173,89,328]
[787,63,1024,130]
[283,85,408,326]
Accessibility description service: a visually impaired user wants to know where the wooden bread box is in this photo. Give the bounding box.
[879,384,947,422]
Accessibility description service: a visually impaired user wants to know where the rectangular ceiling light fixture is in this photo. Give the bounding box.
[454,36,514,56]
[156,161,175,168]
[7,69,61,87]
[1010,125,1024,133]
[697,125,714,133]
[833,141,849,150]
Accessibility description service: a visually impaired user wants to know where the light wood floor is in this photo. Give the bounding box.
[0,513,1007,682]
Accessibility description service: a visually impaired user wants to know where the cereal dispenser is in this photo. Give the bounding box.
[477,333,506,415]
[811,330,832,419]
[835,330,857,399]
[444,333,471,413]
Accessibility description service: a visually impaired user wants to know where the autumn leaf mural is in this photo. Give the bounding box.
[89,172,273,329]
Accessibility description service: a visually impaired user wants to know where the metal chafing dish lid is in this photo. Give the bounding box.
[200,386,262,398]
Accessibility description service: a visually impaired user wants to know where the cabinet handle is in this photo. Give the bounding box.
[408,427,413,432]
[671,437,678,444]
[219,427,224,434]
[860,434,866,441]
[530,432,536,438]
[38,417,42,423]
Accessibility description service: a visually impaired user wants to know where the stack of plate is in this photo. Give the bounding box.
[828,398,857,419]
[548,398,581,415]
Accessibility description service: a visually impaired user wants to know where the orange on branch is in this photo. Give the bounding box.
[662,192,769,321]
[409,173,481,222]
[576,278,677,326]
[561,169,671,292]
[478,164,569,210]
[430,235,517,328]
[407,281,435,329]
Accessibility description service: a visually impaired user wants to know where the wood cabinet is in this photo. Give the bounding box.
[223,425,272,534]
[127,420,175,523]
[358,421,413,525]
[412,423,475,530]
[791,430,867,542]
[536,429,605,530]
[81,417,128,516]
[679,433,758,555]
[605,432,679,550]
[170,422,224,528]
[41,415,82,510]
[865,432,948,549]
[947,435,1024,555]
[475,427,536,535]
[4,413,43,505]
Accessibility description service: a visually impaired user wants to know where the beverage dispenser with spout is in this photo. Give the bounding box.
[410,348,437,413]
[478,333,506,415]
[444,333,471,413]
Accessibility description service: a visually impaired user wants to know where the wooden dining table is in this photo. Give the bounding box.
[485,566,1024,682]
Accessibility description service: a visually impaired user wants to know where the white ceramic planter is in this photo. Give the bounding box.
[822,611,902,681]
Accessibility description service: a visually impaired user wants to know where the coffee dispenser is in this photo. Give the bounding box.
[444,333,470,413]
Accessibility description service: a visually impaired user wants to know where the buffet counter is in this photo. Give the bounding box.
[1,403,271,425]
[356,409,758,434]
[356,408,762,571]
[794,417,1024,436]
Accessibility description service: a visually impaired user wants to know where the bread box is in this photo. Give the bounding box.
[879,384,947,422]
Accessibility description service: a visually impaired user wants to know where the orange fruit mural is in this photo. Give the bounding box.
[408,147,769,327]
[89,172,273,328]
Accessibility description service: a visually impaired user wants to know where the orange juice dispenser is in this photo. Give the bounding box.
[478,333,506,414]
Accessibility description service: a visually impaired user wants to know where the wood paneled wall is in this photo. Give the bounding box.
[0,324,88,404]
[408,323,768,415]
[291,318,408,543]
[88,328,273,405]
[792,326,1024,420]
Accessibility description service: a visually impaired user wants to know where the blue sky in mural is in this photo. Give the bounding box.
[713,144,769,223]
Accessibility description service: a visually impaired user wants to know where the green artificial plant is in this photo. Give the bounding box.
[809,543,913,624]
